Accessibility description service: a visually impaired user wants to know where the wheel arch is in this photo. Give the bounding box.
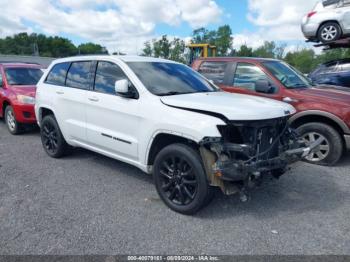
[146,132,200,166]
[289,110,349,137]
[38,107,55,124]
[2,99,11,116]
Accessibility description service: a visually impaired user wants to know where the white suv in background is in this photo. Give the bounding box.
[302,0,350,43]
[35,56,318,214]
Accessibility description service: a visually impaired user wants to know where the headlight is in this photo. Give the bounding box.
[17,95,35,105]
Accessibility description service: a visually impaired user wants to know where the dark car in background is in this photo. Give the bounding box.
[309,58,350,87]
[192,57,350,166]
[0,62,43,134]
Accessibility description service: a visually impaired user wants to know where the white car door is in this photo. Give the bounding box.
[52,61,92,144]
[85,61,140,160]
[339,1,350,31]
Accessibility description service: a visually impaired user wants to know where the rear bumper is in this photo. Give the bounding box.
[12,103,37,124]
[345,134,350,150]
[301,22,319,38]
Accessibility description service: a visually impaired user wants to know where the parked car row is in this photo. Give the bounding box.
[0,56,349,214]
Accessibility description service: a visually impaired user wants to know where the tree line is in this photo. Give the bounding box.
[1,28,349,74]
[141,25,350,73]
[0,32,107,58]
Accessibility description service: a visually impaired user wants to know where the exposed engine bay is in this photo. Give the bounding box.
[199,116,321,198]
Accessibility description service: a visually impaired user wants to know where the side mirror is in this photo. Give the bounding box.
[114,79,137,98]
[255,80,273,94]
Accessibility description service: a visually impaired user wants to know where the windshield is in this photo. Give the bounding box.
[263,61,313,89]
[127,62,219,96]
[5,68,43,86]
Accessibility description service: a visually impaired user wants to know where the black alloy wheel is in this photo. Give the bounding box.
[153,144,214,215]
[159,154,198,205]
[40,115,70,158]
[42,120,59,155]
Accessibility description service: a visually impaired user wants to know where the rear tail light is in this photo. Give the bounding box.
[307,11,317,18]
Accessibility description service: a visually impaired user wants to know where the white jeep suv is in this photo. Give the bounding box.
[35,56,318,214]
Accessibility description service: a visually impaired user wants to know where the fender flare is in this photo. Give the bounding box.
[289,110,350,134]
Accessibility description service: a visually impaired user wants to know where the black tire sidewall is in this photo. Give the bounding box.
[5,106,20,135]
[40,115,67,158]
[318,22,341,43]
[153,144,212,215]
[297,122,343,166]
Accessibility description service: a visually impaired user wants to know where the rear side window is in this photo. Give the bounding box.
[66,61,92,90]
[94,61,128,95]
[234,63,269,91]
[198,61,227,84]
[45,62,70,86]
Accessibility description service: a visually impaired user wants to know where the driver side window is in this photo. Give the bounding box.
[233,63,272,92]
[0,72,3,88]
[94,61,128,95]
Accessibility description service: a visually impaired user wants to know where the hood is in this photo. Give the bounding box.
[10,85,36,97]
[295,86,350,105]
[161,92,296,121]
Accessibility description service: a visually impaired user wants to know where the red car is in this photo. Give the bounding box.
[0,62,43,134]
[192,57,350,166]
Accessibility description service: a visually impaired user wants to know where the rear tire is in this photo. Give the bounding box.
[153,144,214,215]
[5,106,22,135]
[296,122,343,166]
[40,115,70,158]
[318,22,342,43]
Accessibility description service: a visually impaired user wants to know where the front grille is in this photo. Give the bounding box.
[218,117,289,159]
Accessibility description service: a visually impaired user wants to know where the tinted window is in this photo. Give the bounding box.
[94,62,127,95]
[263,61,313,89]
[127,62,218,96]
[5,68,43,86]
[66,61,92,90]
[46,63,70,86]
[198,61,227,84]
[233,63,269,91]
[0,73,3,87]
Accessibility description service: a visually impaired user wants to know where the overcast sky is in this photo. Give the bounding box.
[0,0,320,54]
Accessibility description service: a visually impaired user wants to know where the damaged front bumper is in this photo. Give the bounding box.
[199,117,322,195]
[211,138,321,182]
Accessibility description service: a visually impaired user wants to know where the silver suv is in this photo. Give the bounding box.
[301,0,350,43]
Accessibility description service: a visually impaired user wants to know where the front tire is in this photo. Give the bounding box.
[318,22,342,43]
[40,115,70,158]
[5,106,22,135]
[297,122,343,166]
[153,144,214,215]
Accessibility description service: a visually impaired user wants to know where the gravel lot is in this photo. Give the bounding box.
[0,121,350,255]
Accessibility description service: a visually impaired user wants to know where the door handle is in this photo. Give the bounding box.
[56,91,64,95]
[88,97,99,102]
